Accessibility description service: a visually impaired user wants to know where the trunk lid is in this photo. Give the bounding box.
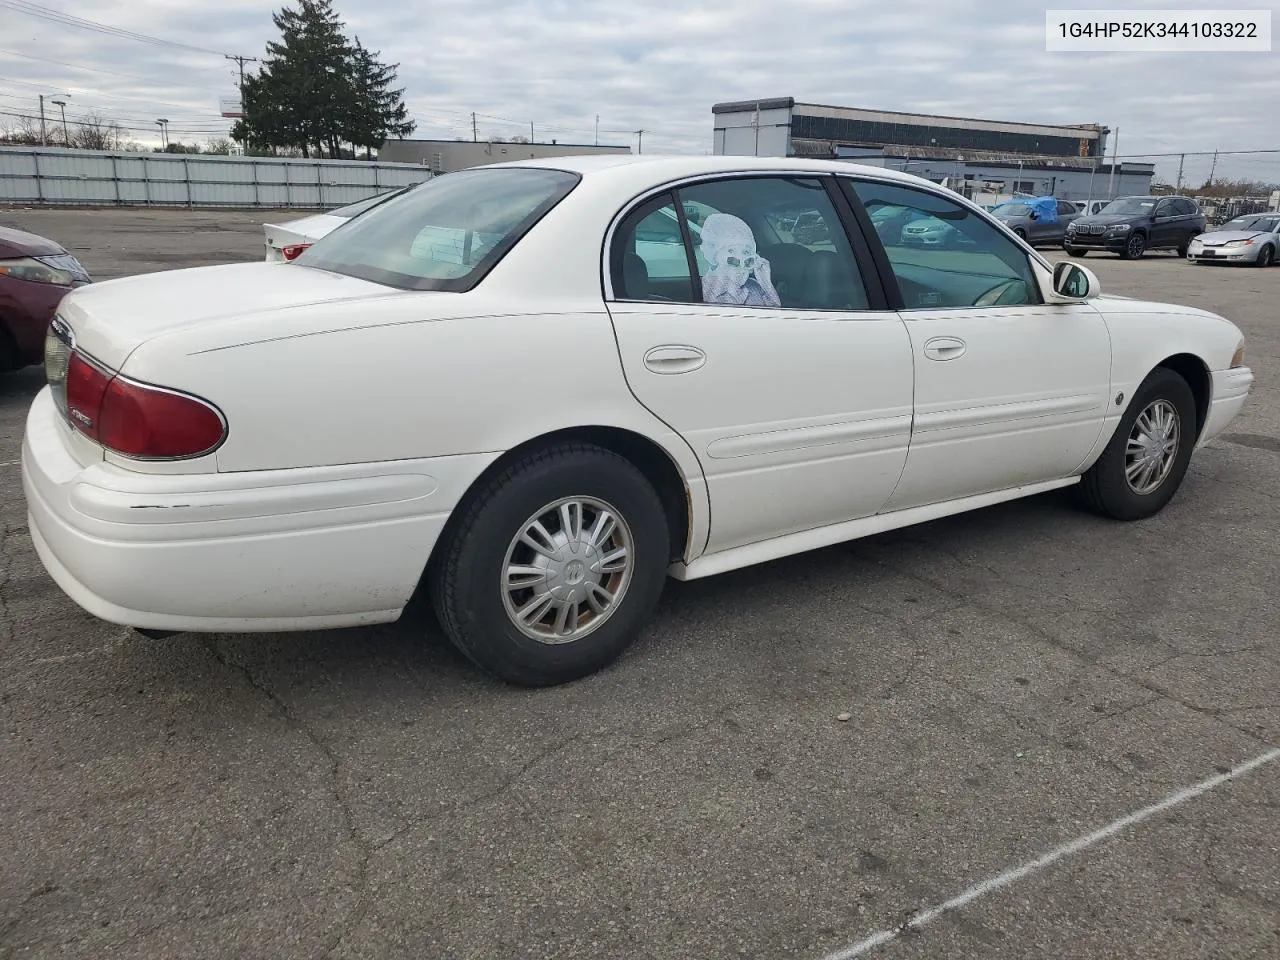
[57,261,397,369]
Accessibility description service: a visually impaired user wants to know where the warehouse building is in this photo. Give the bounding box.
[713,98,1109,161]
[377,137,630,174]
[711,98,1150,202]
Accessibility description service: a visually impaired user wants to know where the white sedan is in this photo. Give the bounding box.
[23,156,1254,687]
[262,186,415,261]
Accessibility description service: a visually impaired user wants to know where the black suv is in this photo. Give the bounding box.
[1063,195,1206,260]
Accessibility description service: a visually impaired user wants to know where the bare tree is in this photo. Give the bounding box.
[70,111,128,151]
[0,114,44,145]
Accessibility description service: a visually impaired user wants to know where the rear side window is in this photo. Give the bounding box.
[295,168,580,291]
[610,193,698,303]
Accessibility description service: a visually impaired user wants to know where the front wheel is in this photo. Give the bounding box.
[1077,368,1197,521]
[1257,244,1275,268]
[1177,234,1195,257]
[1120,232,1147,259]
[429,443,670,687]
[1065,246,1087,257]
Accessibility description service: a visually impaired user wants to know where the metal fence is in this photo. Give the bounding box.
[0,146,430,208]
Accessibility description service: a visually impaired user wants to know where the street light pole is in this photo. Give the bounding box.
[52,98,69,146]
[38,94,47,146]
[156,118,170,149]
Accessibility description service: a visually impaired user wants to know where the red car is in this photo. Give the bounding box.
[0,225,92,371]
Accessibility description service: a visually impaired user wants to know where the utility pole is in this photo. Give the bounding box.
[530,120,534,143]
[38,94,47,146]
[225,54,258,93]
[1106,126,1120,200]
[753,100,760,155]
[472,112,477,142]
[1175,154,1185,191]
[1207,149,1219,186]
[595,114,599,146]
[636,129,644,154]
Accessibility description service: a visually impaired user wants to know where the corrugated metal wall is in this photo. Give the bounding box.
[0,146,430,207]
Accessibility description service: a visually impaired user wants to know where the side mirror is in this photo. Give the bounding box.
[1051,260,1100,301]
[1029,211,1039,220]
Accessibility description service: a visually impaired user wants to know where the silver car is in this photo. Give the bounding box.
[1187,213,1280,267]
[989,199,1081,247]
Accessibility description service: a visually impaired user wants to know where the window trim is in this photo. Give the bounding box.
[602,171,890,313]
[607,190,697,304]
[835,176,1049,311]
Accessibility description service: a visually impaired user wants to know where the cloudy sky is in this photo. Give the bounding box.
[0,0,1277,184]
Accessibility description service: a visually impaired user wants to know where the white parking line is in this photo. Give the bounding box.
[0,459,19,467]
[821,747,1280,960]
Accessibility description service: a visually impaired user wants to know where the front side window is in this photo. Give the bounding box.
[846,179,1042,309]
[295,167,579,291]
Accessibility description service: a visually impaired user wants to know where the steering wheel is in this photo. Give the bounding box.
[973,279,1023,307]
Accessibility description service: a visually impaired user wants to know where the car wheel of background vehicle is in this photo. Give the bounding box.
[1176,234,1194,257]
[1120,232,1147,259]
[429,443,670,687]
[1014,228,1027,241]
[1257,245,1275,268]
[1065,246,1087,257]
[1077,367,1197,521]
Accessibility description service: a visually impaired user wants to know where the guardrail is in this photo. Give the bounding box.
[0,146,429,208]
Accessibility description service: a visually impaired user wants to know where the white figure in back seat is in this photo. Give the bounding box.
[700,213,781,307]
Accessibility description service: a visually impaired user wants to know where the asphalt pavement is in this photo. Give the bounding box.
[1,206,1277,960]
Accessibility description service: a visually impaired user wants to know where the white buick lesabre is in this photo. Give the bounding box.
[22,156,1254,686]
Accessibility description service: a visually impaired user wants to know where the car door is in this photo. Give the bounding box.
[1150,198,1181,248]
[605,175,915,555]
[841,178,1113,512]
[1053,200,1079,243]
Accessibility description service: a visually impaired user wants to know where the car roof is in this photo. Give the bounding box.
[478,152,942,189]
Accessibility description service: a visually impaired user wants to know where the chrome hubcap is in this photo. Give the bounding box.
[1125,400,1180,495]
[502,496,634,644]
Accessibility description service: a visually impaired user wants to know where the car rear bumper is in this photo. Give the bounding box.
[22,387,491,633]
[1199,366,1254,446]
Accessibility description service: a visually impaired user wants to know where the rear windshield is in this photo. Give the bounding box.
[295,167,580,291]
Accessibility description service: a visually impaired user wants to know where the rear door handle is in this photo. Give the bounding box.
[923,336,966,361]
[643,345,707,374]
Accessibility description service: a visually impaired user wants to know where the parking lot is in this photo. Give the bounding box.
[1,206,1278,960]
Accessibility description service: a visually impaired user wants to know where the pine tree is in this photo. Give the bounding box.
[236,1,416,159]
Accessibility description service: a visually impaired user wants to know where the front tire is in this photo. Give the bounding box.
[429,443,670,687]
[1065,246,1087,257]
[1077,368,1197,521]
[1257,244,1275,268]
[1120,232,1147,259]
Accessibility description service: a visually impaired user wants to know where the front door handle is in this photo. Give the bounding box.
[643,345,707,374]
[923,336,966,361]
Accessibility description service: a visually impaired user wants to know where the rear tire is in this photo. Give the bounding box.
[1077,368,1197,521]
[1120,232,1147,259]
[429,443,670,687]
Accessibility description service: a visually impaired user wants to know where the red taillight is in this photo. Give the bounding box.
[61,350,225,459]
[281,243,311,261]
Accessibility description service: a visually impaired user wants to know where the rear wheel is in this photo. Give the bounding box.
[1120,232,1147,259]
[1077,368,1197,521]
[429,443,670,687]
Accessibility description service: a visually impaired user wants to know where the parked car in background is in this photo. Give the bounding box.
[990,197,1081,246]
[0,225,91,371]
[262,185,418,261]
[1064,195,1206,259]
[1077,199,1110,217]
[1187,213,1280,267]
[23,156,1253,687]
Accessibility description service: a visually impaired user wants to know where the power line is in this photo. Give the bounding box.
[0,46,227,88]
[0,0,230,58]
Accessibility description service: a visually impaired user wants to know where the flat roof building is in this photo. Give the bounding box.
[713,98,1109,164]
[378,138,630,174]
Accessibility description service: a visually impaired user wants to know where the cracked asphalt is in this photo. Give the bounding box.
[1,207,1278,960]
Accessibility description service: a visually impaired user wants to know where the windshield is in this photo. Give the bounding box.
[1098,197,1157,216]
[1221,215,1279,232]
[294,168,580,291]
[992,203,1031,217]
[329,187,409,219]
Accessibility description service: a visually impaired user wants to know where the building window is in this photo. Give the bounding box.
[1014,181,1036,194]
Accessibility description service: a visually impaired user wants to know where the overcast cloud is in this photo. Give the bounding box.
[1,0,1277,184]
